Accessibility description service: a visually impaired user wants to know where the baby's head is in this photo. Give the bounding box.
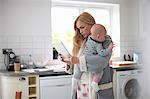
[90,24,107,42]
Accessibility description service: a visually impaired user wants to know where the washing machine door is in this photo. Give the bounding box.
[122,78,141,99]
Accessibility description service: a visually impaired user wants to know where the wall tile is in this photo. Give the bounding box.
[0,35,52,68]
[20,36,33,43]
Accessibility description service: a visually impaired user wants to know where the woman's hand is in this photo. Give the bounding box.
[59,54,80,65]
[58,54,73,71]
[58,54,71,65]
[71,56,80,64]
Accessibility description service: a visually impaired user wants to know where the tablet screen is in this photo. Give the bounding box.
[53,42,71,59]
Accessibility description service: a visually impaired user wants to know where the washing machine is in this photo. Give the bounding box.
[113,68,143,99]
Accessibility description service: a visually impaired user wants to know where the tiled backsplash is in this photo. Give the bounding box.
[0,34,138,69]
[120,34,139,61]
[0,35,52,70]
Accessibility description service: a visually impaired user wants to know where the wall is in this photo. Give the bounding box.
[0,0,2,36]
[0,0,139,69]
[0,0,3,69]
[139,0,150,98]
[65,0,119,3]
[0,0,52,69]
[0,0,2,97]
[0,0,2,34]
[119,0,139,60]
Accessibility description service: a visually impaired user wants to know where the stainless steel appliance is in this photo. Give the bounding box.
[2,48,16,71]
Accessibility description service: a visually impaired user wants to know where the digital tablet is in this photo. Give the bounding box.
[52,42,71,59]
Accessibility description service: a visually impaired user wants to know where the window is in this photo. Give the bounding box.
[51,0,120,57]
[51,6,79,53]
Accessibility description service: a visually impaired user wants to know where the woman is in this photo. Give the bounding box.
[62,12,114,99]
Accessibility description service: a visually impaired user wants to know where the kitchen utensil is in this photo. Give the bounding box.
[123,54,133,61]
[2,48,16,71]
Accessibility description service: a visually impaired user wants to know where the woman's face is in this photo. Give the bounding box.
[76,20,92,38]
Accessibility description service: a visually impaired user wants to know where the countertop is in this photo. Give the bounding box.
[0,67,140,76]
[110,61,142,69]
[0,69,70,77]
[0,60,71,77]
[110,64,142,71]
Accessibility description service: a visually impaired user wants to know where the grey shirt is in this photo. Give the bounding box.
[73,35,112,79]
[84,36,111,57]
[85,35,112,73]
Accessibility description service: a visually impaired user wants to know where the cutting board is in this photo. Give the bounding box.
[112,61,137,66]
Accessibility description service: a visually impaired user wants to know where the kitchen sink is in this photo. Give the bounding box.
[22,69,35,73]
[22,68,53,73]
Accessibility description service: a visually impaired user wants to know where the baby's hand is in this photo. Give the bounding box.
[108,43,114,51]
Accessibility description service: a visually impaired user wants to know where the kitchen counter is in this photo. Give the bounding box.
[0,69,70,77]
[110,61,142,70]
[0,70,34,76]
[0,63,72,99]
[110,64,142,71]
[0,59,71,77]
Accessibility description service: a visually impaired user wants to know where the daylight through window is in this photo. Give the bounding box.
[51,1,120,57]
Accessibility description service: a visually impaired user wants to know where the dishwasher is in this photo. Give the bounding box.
[39,75,72,99]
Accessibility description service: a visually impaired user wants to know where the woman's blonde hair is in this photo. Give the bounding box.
[72,12,95,56]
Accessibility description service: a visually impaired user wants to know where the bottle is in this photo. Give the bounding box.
[28,54,35,69]
[15,91,22,99]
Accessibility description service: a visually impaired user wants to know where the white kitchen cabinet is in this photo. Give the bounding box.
[39,75,72,99]
[1,75,39,99]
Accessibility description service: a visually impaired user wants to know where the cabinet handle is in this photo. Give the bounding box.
[19,77,26,81]
[56,83,70,87]
[56,84,65,87]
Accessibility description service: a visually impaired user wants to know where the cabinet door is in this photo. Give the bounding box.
[40,75,72,99]
[40,84,71,99]
[1,76,28,99]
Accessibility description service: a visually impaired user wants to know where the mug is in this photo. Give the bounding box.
[14,63,21,73]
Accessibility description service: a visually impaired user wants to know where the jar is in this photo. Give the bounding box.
[14,57,21,72]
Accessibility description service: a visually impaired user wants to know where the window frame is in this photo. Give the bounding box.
[51,0,120,57]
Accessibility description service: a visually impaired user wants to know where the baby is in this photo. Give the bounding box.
[73,24,113,92]
[89,24,113,92]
